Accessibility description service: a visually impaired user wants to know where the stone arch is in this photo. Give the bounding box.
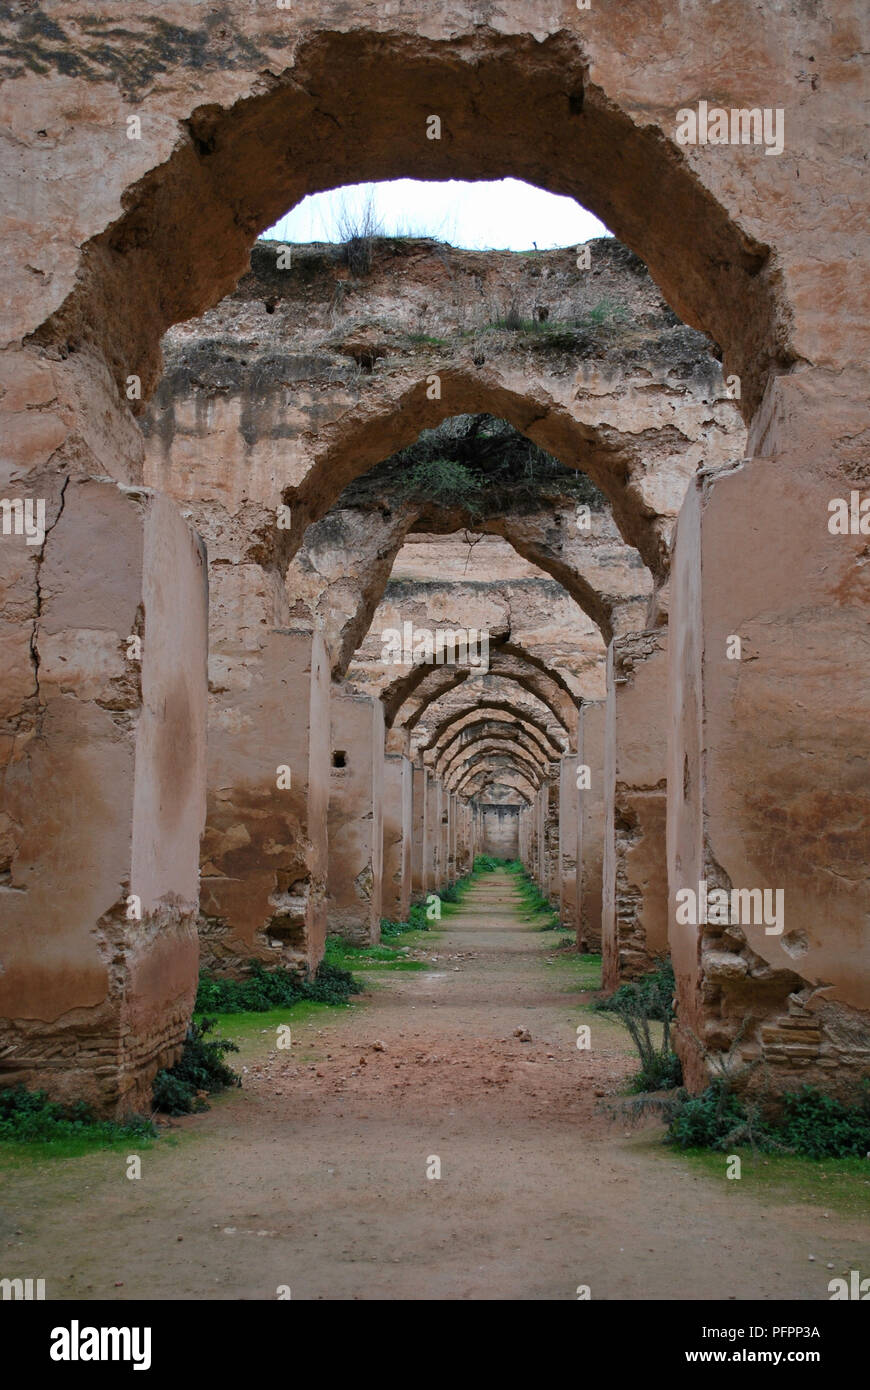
[461,766,537,803]
[289,487,652,678]
[455,753,543,799]
[386,650,579,745]
[414,686,567,759]
[24,22,783,424]
[283,374,698,581]
[440,733,549,788]
[425,706,563,765]
[434,718,556,778]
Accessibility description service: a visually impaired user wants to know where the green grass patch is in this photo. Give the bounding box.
[201,1000,354,1049]
[665,1145,870,1219]
[381,901,433,937]
[501,859,566,930]
[0,1086,157,1157]
[194,957,362,1015]
[543,949,603,991]
[324,936,428,972]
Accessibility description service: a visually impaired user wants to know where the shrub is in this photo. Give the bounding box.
[0,1085,155,1145]
[606,974,683,1093]
[473,854,501,872]
[381,901,432,938]
[777,1084,870,1159]
[194,958,362,1015]
[664,1079,870,1158]
[151,1017,241,1116]
[400,455,484,513]
[594,957,675,1021]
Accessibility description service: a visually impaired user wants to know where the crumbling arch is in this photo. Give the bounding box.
[387,651,579,746]
[426,707,563,766]
[440,733,549,788]
[25,22,782,428]
[456,755,542,799]
[460,767,537,803]
[283,373,699,581]
[414,687,567,760]
[289,486,652,676]
[434,719,555,778]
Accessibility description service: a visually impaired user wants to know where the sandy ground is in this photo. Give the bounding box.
[1,872,867,1301]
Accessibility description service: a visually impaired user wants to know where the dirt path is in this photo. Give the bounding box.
[1,871,866,1300]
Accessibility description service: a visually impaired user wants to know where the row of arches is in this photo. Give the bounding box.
[1,2,866,1117]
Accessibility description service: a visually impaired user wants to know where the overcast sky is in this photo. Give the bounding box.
[264,178,610,251]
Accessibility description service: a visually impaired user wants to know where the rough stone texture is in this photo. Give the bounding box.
[327,691,384,944]
[480,805,520,860]
[559,755,579,934]
[668,383,870,1099]
[144,238,742,584]
[410,764,428,901]
[578,702,605,953]
[2,0,867,1105]
[382,754,412,923]
[425,775,443,894]
[199,627,330,975]
[602,632,669,990]
[0,484,207,1114]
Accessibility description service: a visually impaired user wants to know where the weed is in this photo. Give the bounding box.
[594,957,675,1021]
[151,1017,241,1116]
[381,901,432,938]
[194,958,362,1015]
[604,972,683,1092]
[0,1086,155,1147]
[664,1078,870,1158]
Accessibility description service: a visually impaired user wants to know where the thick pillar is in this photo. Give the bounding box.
[559,754,579,932]
[425,775,443,892]
[440,789,450,887]
[382,753,412,923]
[602,631,669,990]
[327,692,384,944]
[668,372,870,1098]
[545,775,560,905]
[411,764,428,900]
[0,482,208,1114]
[200,626,330,974]
[578,701,605,952]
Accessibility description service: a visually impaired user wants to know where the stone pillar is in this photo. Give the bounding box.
[447,792,457,882]
[536,789,546,891]
[602,631,669,991]
[578,701,605,953]
[440,789,450,887]
[668,375,870,1098]
[453,799,467,877]
[559,754,579,932]
[382,753,412,923]
[545,775,560,905]
[327,692,384,944]
[0,482,208,1114]
[411,764,428,900]
[200,626,330,975]
[425,776,443,892]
